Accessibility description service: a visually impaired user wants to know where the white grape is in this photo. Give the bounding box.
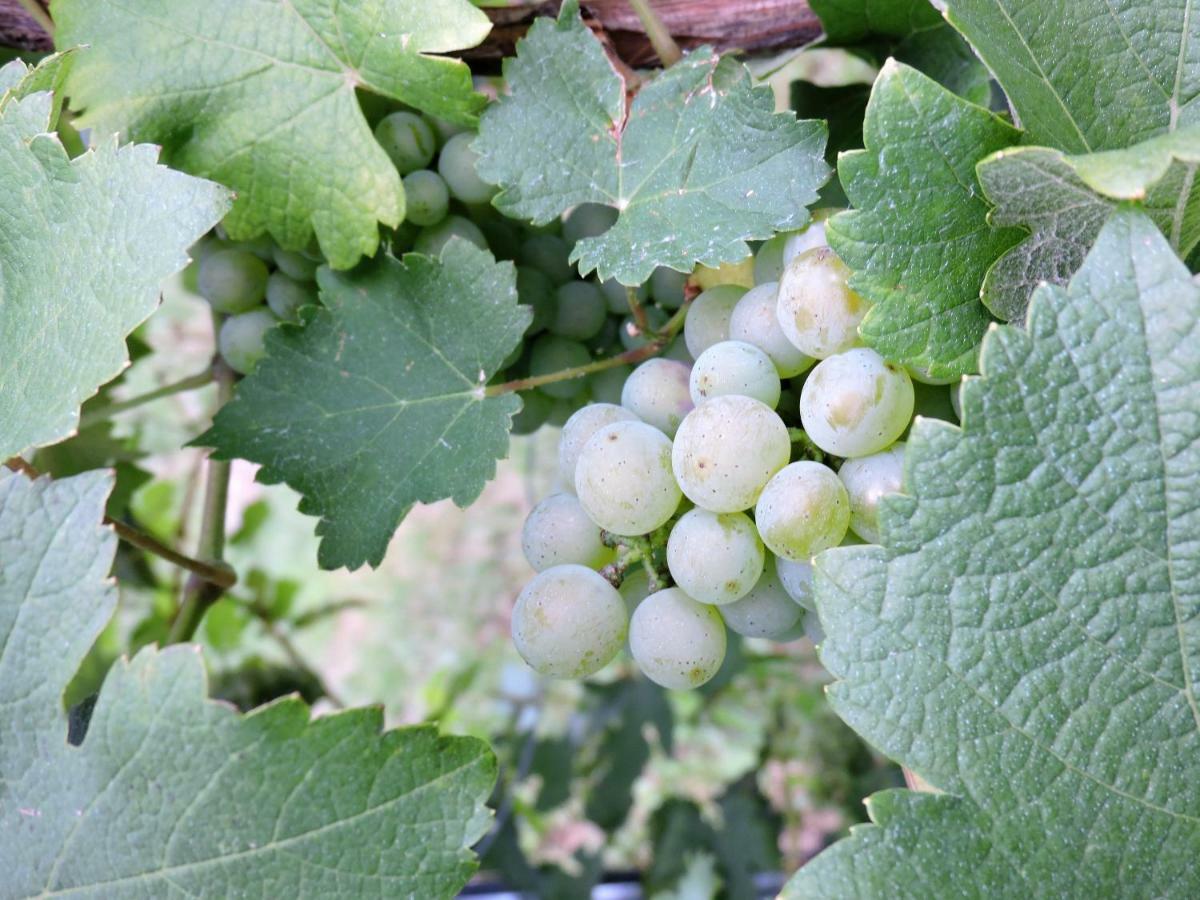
[951,381,963,421]
[672,396,790,513]
[666,508,764,605]
[374,111,436,175]
[684,284,746,358]
[729,282,813,378]
[522,493,612,571]
[198,248,269,313]
[838,443,904,543]
[413,216,487,256]
[775,557,814,610]
[689,341,781,407]
[437,132,496,204]
[265,271,317,322]
[558,402,641,486]
[272,247,319,282]
[402,169,450,227]
[718,558,802,639]
[629,587,727,689]
[576,421,681,535]
[754,234,788,285]
[620,358,693,437]
[218,309,278,375]
[781,211,832,267]
[618,567,653,616]
[754,461,849,561]
[511,565,627,678]
[777,247,869,358]
[799,348,914,457]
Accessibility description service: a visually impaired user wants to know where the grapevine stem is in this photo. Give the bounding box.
[78,367,214,430]
[625,0,681,66]
[787,427,825,461]
[15,0,54,37]
[626,285,651,336]
[2,457,236,590]
[247,602,346,708]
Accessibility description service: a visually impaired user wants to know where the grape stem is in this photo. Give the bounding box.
[787,427,827,462]
[15,0,54,37]
[2,456,237,591]
[625,285,651,337]
[235,596,346,708]
[78,367,215,430]
[625,0,682,67]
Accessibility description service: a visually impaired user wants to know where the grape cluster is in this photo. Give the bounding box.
[512,214,958,690]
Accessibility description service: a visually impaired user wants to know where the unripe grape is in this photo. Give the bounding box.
[777,247,869,358]
[530,335,591,399]
[522,493,612,570]
[511,565,627,678]
[198,248,269,313]
[838,443,904,543]
[402,169,450,227]
[518,234,573,285]
[563,203,617,245]
[550,281,608,340]
[781,210,833,267]
[375,111,437,175]
[718,558,802,639]
[650,266,688,309]
[683,284,745,358]
[776,557,814,610]
[272,246,319,282]
[799,348,914,457]
[672,395,790,513]
[219,309,279,375]
[629,587,727,689]
[589,364,632,405]
[689,341,780,407]
[729,282,813,378]
[754,461,849,561]
[517,266,556,335]
[667,508,764,605]
[620,358,693,437]
[511,390,553,435]
[265,271,318,322]
[558,402,640,486]
[414,217,488,256]
[576,421,681,535]
[438,131,496,204]
[754,234,788,285]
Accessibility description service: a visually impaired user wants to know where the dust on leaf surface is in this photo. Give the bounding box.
[197,239,530,571]
[784,210,1200,897]
[0,76,228,461]
[828,61,1022,377]
[52,0,491,269]
[0,470,497,898]
[473,0,829,285]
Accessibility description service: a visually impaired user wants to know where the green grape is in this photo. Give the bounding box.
[511,390,553,435]
[672,395,789,513]
[838,443,904,543]
[374,111,437,175]
[232,232,276,261]
[550,281,608,340]
[754,461,850,561]
[754,234,788,285]
[951,381,964,421]
[518,234,573,285]
[600,278,649,314]
[781,209,833,267]
[620,358,693,437]
[271,246,319,282]
[718,557,802,639]
[218,309,279,375]
[511,564,627,678]
[588,364,632,405]
[198,248,269,313]
[618,306,669,351]
[546,398,580,428]
[618,567,652,616]
[689,341,780,407]
[729,282,813,378]
[666,508,764,605]
[424,113,466,146]
[650,267,688,309]
[804,609,825,646]
[522,493,613,570]
[575,421,681,535]
[629,587,727,689]
[777,247,869,359]
[775,557,814,610]
[529,335,591,399]
[413,216,488,256]
[563,203,618,245]
[683,284,746,358]
[663,334,693,364]
[265,271,318,322]
[438,131,497,204]
[799,348,914,457]
[558,402,640,486]
[402,169,450,227]
[585,316,621,355]
[517,266,556,335]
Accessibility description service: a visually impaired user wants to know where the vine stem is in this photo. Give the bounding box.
[625,0,681,66]
[3,457,237,590]
[15,0,54,37]
[626,285,651,337]
[243,601,346,709]
[78,367,214,430]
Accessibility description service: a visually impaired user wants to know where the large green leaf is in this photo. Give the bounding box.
[785,210,1200,896]
[53,0,490,269]
[198,240,530,571]
[474,0,829,285]
[0,85,228,462]
[812,0,941,42]
[943,0,1200,153]
[0,470,496,897]
[979,126,1200,321]
[829,61,1022,377]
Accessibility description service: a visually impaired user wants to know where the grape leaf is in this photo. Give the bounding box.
[785,210,1200,896]
[811,0,941,42]
[198,240,530,571]
[474,0,829,285]
[0,50,72,114]
[943,0,1200,153]
[828,61,1022,377]
[0,470,496,897]
[0,88,228,462]
[53,0,491,269]
[979,126,1200,321]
